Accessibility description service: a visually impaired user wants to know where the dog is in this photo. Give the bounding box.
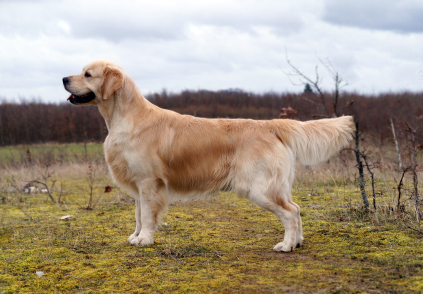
[63,60,355,252]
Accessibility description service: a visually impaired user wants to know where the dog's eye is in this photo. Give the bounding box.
[84,72,91,78]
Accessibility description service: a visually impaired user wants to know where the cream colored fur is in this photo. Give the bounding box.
[64,60,355,252]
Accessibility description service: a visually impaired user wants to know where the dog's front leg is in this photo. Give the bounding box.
[129,179,168,246]
[130,189,156,245]
[128,198,142,243]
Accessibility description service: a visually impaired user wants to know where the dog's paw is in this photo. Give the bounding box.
[129,234,154,246]
[273,241,294,253]
[296,236,304,248]
[128,233,138,243]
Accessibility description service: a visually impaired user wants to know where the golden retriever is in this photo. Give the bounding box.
[63,60,355,252]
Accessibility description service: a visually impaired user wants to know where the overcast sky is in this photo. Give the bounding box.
[1,0,422,103]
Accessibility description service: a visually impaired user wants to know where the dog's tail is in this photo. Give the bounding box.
[269,116,355,165]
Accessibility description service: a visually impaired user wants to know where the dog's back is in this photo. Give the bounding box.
[146,112,355,198]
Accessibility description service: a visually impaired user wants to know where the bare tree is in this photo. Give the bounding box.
[284,57,327,116]
[361,152,380,211]
[404,123,421,231]
[390,118,403,169]
[32,164,57,203]
[353,122,370,212]
[318,57,349,117]
[342,122,370,212]
[284,53,348,117]
[396,166,410,211]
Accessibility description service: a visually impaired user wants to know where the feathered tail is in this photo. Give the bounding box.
[269,116,355,165]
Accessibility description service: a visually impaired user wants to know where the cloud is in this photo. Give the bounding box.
[323,0,423,33]
[0,0,422,103]
[0,0,310,41]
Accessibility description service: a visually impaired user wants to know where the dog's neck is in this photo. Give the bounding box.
[97,76,153,131]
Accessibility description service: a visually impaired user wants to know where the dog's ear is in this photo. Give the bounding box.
[100,67,123,100]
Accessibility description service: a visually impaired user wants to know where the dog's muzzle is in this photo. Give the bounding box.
[63,76,96,105]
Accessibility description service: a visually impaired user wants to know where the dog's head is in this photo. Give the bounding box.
[63,60,124,105]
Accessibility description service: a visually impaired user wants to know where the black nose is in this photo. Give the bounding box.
[62,77,70,85]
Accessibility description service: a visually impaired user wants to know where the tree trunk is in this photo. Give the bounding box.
[390,118,402,169]
[355,122,369,211]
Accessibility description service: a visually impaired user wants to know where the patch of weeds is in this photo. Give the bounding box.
[159,244,210,259]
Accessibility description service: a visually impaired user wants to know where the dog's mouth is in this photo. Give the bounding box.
[67,92,96,105]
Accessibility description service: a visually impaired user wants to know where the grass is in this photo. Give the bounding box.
[0,144,422,293]
[0,143,103,168]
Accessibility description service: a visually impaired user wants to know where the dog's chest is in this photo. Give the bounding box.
[103,134,135,184]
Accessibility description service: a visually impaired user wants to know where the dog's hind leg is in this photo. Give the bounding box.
[291,201,304,248]
[130,178,168,246]
[240,174,302,252]
[264,186,301,252]
[264,178,304,252]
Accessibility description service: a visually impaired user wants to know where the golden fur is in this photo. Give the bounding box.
[64,60,355,252]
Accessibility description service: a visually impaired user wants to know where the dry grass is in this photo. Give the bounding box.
[0,144,422,293]
[0,143,103,169]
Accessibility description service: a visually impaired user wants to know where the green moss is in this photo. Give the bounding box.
[0,176,422,293]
